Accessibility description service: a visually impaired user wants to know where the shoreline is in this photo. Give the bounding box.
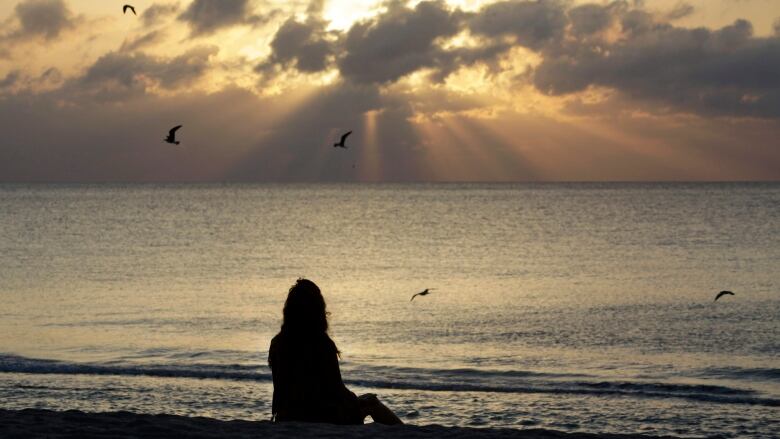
[0,409,680,439]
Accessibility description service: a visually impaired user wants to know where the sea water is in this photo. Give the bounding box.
[0,183,778,438]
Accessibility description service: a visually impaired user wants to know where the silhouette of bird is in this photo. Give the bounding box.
[410,288,434,302]
[333,131,352,148]
[714,290,734,301]
[123,4,136,15]
[164,125,182,145]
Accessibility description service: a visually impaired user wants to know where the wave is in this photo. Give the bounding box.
[342,378,780,407]
[1,354,778,407]
[696,366,780,382]
[0,354,272,382]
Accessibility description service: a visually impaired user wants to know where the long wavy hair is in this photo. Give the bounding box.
[280,278,338,354]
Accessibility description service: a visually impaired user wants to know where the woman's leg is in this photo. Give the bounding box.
[358,394,404,425]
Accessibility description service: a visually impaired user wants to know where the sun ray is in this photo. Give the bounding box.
[359,109,383,182]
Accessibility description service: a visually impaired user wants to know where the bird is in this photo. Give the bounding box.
[123,4,136,15]
[164,125,182,145]
[333,131,352,148]
[410,288,434,302]
[714,290,734,301]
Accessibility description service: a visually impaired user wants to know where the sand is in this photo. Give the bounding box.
[0,409,680,439]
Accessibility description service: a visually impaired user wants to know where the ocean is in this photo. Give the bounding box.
[0,183,778,438]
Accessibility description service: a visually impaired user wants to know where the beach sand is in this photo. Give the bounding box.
[0,409,679,439]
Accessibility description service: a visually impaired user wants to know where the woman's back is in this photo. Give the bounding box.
[269,332,362,424]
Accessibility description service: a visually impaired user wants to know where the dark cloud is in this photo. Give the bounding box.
[425,40,512,82]
[3,82,777,183]
[666,3,695,21]
[38,66,62,84]
[119,30,166,52]
[2,0,77,41]
[66,46,218,101]
[619,8,656,35]
[178,0,272,36]
[0,82,430,182]
[337,0,465,84]
[253,0,780,120]
[257,0,489,84]
[258,17,334,74]
[469,0,567,50]
[0,68,62,92]
[567,3,615,37]
[0,70,20,89]
[532,16,780,117]
[0,87,275,182]
[141,2,180,28]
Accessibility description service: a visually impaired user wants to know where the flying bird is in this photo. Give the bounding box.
[164,125,182,145]
[714,290,734,301]
[333,131,352,148]
[410,288,434,302]
[123,4,136,15]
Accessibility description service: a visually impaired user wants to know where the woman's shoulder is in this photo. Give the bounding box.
[270,333,285,351]
[270,332,336,352]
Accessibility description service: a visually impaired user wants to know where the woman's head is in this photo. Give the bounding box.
[281,278,329,336]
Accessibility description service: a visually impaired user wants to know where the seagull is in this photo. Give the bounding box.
[123,4,136,15]
[714,290,734,301]
[164,125,182,145]
[333,131,352,148]
[410,288,434,302]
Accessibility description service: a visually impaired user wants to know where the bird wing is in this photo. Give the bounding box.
[169,125,183,135]
[714,291,733,301]
[123,5,135,14]
[340,131,352,143]
[410,293,419,302]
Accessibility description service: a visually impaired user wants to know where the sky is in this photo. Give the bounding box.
[0,0,779,182]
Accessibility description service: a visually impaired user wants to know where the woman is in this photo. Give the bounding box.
[268,278,403,425]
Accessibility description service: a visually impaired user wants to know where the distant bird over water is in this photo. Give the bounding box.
[123,4,136,15]
[714,290,734,301]
[333,131,352,148]
[164,125,182,145]
[410,288,434,302]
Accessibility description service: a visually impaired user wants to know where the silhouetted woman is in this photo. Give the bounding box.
[269,278,403,425]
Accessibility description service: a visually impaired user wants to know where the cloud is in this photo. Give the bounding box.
[469,0,567,50]
[0,67,63,93]
[252,0,780,119]
[258,17,334,74]
[3,81,777,183]
[532,15,780,117]
[141,2,180,28]
[0,87,276,182]
[257,0,495,84]
[567,3,616,37]
[2,0,78,41]
[37,66,62,85]
[65,46,219,101]
[119,30,167,52]
[337,0,465,84]
[0,70,20,89]
[178,0,273,36]
[666,2,695,21]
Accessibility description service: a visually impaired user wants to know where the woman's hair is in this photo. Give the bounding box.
[280,278,331,337]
